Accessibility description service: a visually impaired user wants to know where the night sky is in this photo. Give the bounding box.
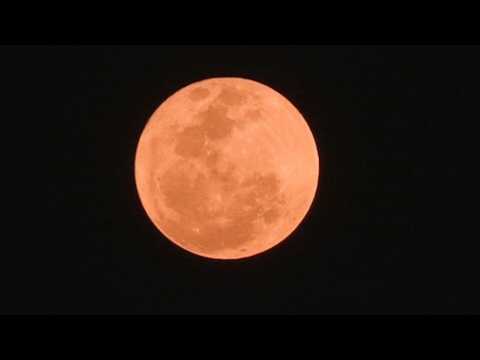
[3,45,478,314]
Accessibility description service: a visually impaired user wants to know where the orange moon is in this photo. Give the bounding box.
[135,78,319,260]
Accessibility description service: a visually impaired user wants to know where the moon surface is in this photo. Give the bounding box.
[135,78,319,260]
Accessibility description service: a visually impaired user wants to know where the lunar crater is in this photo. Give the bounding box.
[188,87,210,101]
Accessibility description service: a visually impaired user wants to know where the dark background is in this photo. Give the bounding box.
[2,45,477,314]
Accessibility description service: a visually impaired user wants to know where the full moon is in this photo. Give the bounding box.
[135,78,319,260]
